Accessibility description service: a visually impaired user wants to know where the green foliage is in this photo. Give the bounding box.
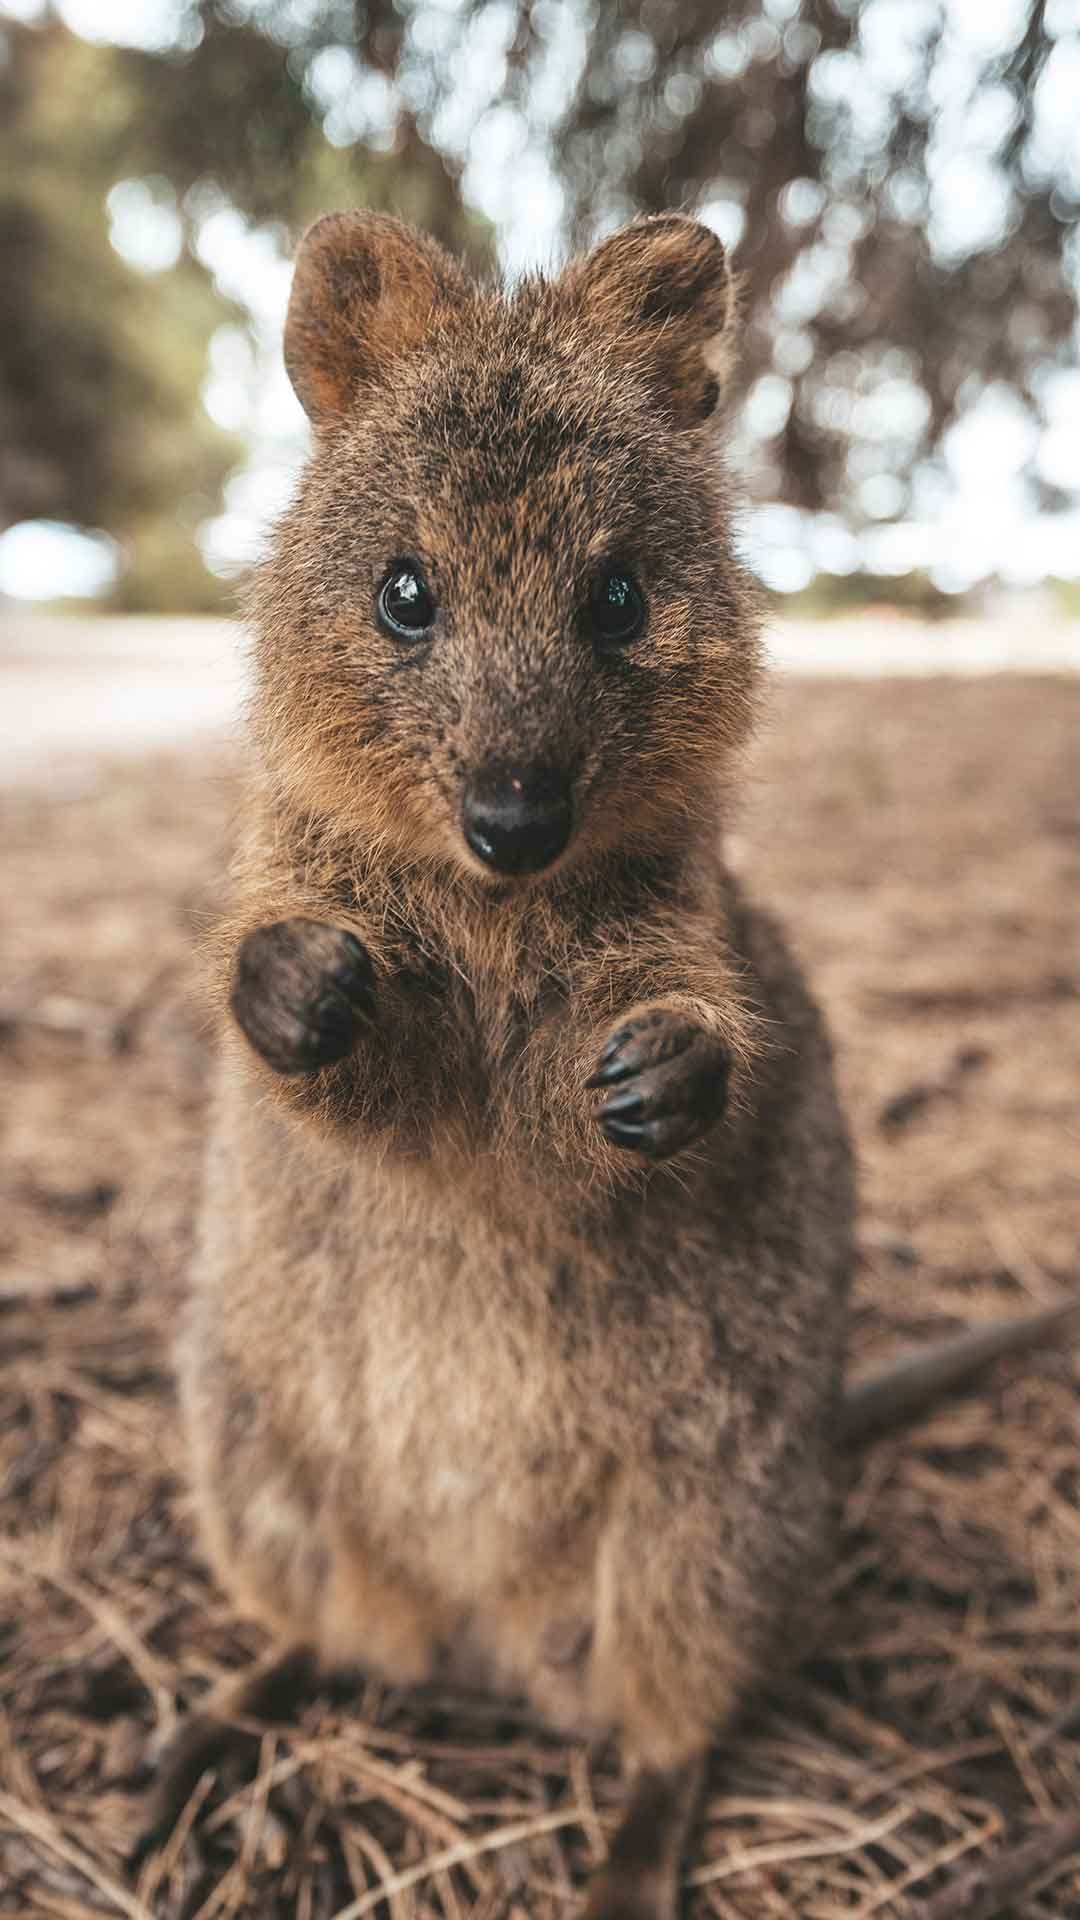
[1,10,484,608]
[111,10,486,260]
[1049,577,1080,619]
[0,21,239,547]
[104,522,238,614]
[776,570,973,621]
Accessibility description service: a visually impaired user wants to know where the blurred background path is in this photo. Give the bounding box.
[1,615,244,775]
[3,612,1078,781]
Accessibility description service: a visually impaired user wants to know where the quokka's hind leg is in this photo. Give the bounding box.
[129,1505,448,1874]
[130,1641,319,1873]
[582,1752,706,1920]
[576,1460,814,1920]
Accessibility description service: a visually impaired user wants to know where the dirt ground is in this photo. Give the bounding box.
[2,675,1079,1918]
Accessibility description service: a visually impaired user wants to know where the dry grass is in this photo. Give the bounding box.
[2,675,1079,1918]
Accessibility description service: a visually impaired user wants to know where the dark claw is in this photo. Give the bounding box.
[584,1057,634,1090]
[598,1025,633,1066]
[599,1118,647,1146]
[596,1088,646,1119]
[598,1113,692,1160]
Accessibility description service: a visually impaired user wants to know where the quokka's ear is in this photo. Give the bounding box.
[284,211,470,429]
[563,213,737,427]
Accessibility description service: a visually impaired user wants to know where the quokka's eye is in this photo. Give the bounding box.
[588,569,646,646]
[378,562,436,640]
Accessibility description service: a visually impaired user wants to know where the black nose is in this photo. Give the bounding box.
[462,765,573,876]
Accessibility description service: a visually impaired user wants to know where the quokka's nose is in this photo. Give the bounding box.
[462,764,573,876]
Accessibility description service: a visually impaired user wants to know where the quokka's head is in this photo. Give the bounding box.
[252,209,762,886]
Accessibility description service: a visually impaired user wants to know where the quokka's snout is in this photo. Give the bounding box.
[461,760,575,876]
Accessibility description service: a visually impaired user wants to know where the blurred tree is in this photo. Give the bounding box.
[113,0,1077,529]
[545,0,1079,520]
[4,0,1076,606]
[0,6,484,606]
[109,3,488,257]
[0,19,238,576]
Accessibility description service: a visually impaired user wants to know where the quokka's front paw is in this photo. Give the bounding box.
[231,919,375,1075]
[586,1008,729,1158]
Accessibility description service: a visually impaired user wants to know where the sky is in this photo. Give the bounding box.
[1,0,1079,602]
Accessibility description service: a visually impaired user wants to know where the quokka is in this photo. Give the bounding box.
[139,210,1077,1917]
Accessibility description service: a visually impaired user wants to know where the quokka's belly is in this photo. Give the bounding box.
[347,1285,612,1597]
[316,1259,616,1719]
[315,1169,617,1598]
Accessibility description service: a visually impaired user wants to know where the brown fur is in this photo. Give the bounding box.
[166,212,855,1915]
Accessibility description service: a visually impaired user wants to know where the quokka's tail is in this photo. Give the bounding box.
[837,1295,1080,1449]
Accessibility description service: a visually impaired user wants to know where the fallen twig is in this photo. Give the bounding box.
[905,1808,1080,1920]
